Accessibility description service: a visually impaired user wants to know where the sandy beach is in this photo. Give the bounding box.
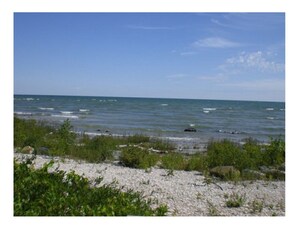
[14,153,285,216]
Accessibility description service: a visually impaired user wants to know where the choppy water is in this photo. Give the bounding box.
[14,95,285,144]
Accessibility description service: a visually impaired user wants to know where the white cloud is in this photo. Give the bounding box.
[193,37,241,48]
[224,51,285,73]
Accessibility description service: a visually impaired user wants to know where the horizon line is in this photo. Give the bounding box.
[14,93,285,103]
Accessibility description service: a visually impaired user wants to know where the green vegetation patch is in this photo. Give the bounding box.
[14,117,285,181]
[120,146,160,169]
[14,158,167,216]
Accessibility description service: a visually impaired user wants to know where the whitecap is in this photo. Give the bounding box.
[79,109,90,112]
[189,124,195,127]
[24,98,34,101]
[203,108,216,111]
[39,107,54,110]
[14,112,32,115]
[266,108,274,111]
[60,111,74,114]
[161,104,168,106]
[203,110,210,114]
[51,114,79,119]
[267,117,274,120]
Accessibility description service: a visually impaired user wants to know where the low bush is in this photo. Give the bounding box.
[206,138,285,176]
[73,135,118,162]
[242,138,263,170]
[161,153,187,170]
[14,159,167,216]
[49,119,77,155]
[14,117,54,152]
[186,154,208,172]
[120,146,160,169]
[206,139,244,170]
[263,138,285,166]
[225,192,246,208]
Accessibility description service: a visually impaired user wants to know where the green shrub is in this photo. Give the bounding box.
[50,119,77,155]
[120,146,159,169]
[14,117,54,152]
[225,192,246,208]
[263,138,285,166]
[185,154,207,172]
[161,153,187,170]
[206,139,244,170]
[81,135,117,162]
[242,138,263,169]
[14,159,167,216]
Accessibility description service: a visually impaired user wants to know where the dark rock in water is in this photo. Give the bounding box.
[210,166,240,179]
[184,127,197,132]
[96,129,101,132]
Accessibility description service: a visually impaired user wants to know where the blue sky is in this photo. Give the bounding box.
[14,13,285,101]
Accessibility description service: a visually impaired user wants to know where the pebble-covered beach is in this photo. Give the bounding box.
[14,153,285,216]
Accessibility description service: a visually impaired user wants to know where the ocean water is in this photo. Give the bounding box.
[14,95,285,145]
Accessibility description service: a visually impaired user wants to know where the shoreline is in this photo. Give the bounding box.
[14,153,285,216]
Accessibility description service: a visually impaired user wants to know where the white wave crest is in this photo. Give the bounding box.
[14,112,32,115]
[203,108,216,111]
[79,109,90,112]
[51,114,79,119]
[60,111,74,114]
[39,107,54,110]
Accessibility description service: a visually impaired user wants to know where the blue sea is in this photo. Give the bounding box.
[14,95,285,146]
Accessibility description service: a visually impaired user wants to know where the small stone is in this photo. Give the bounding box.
[21,146,34,154]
